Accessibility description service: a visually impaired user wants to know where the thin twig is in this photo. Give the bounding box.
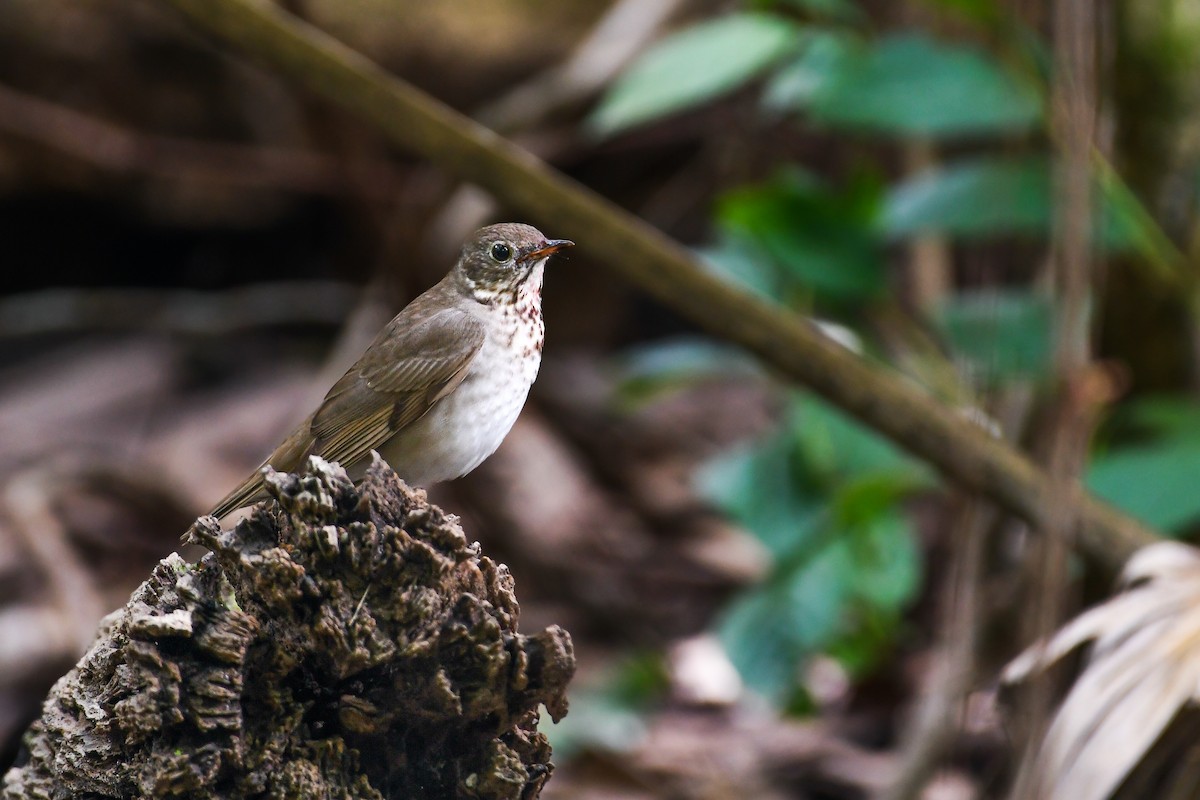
[0,81,402,197]
[902,140,952,314]
[0,282,359,338]
[1010,3,1102,796]
[2,471,107,654]
[156,0,1159,570]
[878,502,989,800]
[348,583,370,627]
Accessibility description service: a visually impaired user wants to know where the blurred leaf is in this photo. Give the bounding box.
[845,509,921,610]
[791,394,926,480]
[796,33,1042,137]
[699,396,929,556]
[544,691,647,758]
[832,471,930,527]
[719,502,921,700]
[719,589,799,700]
[1095,161,1189,281]
[883,156,1169,256]
[618,337,758,381]
[698,237,783,300]
[826,607,904,677]
[719,539,852,700]
[544,699,645,758]
[762,31,854,111]
[603,652,673,706]
[935,288,1053,384]
[708,394,926,702]
[544,653,668,757]
[782,541,857,647]
[1088,441,1200,534]
[768,0,864,24]
[614,336,762,405]
[718,169,885,304]
[1114,396,1200,443]
[697,434,825,556]
[884,157,1049,238]
[915,0,1005,27]
[590,13,802,135]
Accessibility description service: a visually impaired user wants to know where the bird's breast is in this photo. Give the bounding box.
[377,305,543,486]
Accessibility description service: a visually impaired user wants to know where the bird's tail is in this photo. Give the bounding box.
[208,470,268,520]
[208,418,317,519]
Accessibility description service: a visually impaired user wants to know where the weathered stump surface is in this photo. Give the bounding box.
[3,455,574,799]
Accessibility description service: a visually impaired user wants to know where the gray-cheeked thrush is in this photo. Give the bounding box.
[209,222,573,518]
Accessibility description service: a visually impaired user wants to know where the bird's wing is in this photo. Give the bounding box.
[308,306,486,470]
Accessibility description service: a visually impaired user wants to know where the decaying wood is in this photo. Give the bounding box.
[3,456,574,800]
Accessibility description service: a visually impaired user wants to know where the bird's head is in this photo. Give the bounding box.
[454,222,573,303]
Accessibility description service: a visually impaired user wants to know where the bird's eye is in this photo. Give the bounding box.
[490,242,513,263]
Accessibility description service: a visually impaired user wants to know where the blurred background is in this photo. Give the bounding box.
[2,0,1199,797]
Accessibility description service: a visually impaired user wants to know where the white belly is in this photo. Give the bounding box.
[376,321,541,486]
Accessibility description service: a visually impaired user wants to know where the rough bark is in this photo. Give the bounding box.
[2,455,574,800]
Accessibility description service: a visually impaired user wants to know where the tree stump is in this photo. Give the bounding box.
[3,455,574,799]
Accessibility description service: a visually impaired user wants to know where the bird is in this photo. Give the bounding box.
[209,222,573,519]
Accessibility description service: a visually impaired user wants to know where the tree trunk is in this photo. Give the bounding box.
[3,456,574,799]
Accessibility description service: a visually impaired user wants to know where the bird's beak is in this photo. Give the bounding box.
[520,239,574,263]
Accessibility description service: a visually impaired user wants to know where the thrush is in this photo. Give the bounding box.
[209,222,573,519]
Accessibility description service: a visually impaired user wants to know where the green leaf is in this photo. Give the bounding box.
[718,170,885,304]
[590,13,802,135]
[718,587,801,701]
[844,510,921,610]
[832,472,930,528]
[1088,442,1200,534]
[696,435,826,557]
[1096,163,1190,274]
[698,237,782,300]
[613,336,761,405]
[1113,396,1200,443]
[883,156,1165,256]
[790,394,924,480]
[762,32,854,111]
[544,653,668,757]
[543,690,647,758]
[800,33,1042,137]
[719,540,853,700]
[618,338,757,381]
[710,394,926,703]
[825,608,904,677]
[604,652,673,706]
[699,395,930,557]
[768,0,864,24]
[884,157,1050,238]
[718,496,921,700]
[934,288,1054,384]
[915,0,1005,27]
[1088,395,1200,534]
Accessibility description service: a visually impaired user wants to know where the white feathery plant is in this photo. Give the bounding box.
[1003,541,1200,800]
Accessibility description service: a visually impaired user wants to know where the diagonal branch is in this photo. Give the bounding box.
[157,0,1158,570]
